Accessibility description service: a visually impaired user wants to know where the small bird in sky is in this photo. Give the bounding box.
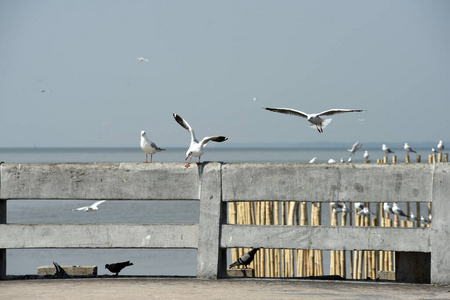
[229,248,260,269]
[348,140,362,156]
[263,107,364,133]
[73,200,106,212]
[404,143,416,154]
[140,131,165,163]
[363,150,370,163]
[105,261,133,276]
[382,144,394,156]
[173,113,228,167]
[136,57,149,62]
[437,140,445,152]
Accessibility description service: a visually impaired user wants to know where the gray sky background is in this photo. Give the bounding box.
[1,0,449,148]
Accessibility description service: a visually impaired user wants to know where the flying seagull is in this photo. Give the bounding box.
[73,200,106,212]
[140,131,165,163]
[437,140,445,152]
[173,113,228,167]
[382,144,394,156]
[105,261,133,276]
[263,107,364,133]
[348,140,362,156]
[229,248,260,269]
[404,143,416,154]
[136,57,149,62]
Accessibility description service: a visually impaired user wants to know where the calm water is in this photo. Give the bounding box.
[0,147,429,276]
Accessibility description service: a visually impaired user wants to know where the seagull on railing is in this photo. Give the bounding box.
[383,202,394,215]
[409,212,420,221]
[354,202,365,212]
[357,207,376,217]
[392,203,408,217]
[229,248,260,269]
[382,144,394,156]
[404,143,416,154]
[363,150,370,163]
[73,200,106,212]
[333,204,351,214]
[140,131,165,163]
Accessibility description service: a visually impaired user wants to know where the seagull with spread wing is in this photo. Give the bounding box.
[173,113,228,167]
[73,200,106,212]
[263,107,364,133]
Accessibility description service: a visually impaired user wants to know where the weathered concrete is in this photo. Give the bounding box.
[227,268,255,278]
[37,265,98,276]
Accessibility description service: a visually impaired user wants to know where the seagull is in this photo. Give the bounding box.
[363,150,370,162]
[383,202,394,215]
[404,143,416,154]
[309,157,317,163]
[333,204,351,214]
[105,261,133,276]
[73,200,106,212]
[263,107,364,133]
[354,202,365,211]
[348,157,352,163]
[328,159,336,163]
[437,140,445,152]
[348,140,362,156]
[330,202,344,209]
[136,57,149,62]
[140,131,165,163]
[382,144,394,156]
[432,148,438,154]
[409,212,420,221]
[173,113,228,167]
[392,203,408,217]
[420,215,431,224]
[357,207,375,217]
[229,248,260,269]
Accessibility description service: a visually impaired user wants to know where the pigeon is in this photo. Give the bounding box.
[140,131,165,163]
[105,261,133,276]
[73,200,106,212]
[53,262,69,279]
[348,140,362,156]
[392,203,408,217]
[404,143,416,154]
[173,113,228,167]
[263,107,364,133]
[229,248,260,269]
[437,140,444,152]
[382,144,394,156]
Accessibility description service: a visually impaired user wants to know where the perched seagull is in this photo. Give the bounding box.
[73,200,106,212]
[328,159,337,163]
[348,157,352,163]
[173,113,228,167]
[392,203,408,217]
[340,158,344,163]
[348,140,362,156]
[420,215,431,224]
[354,202,365,211]
[105,261,133,276]
[330,202,344,209]
[357,207,375,217]
[333,204,351,214]
[140,131,165,163]
[409,212,420,221]
[382,144,394,156]
[229,248,260,269]
[437,140,445,152]
[383,202,394,215]
[309,157,317,163]
[263,107,364,133]
[136,57,149,62]
[432,148,438,154]
[404,143,416,154]
[363,150,370,162]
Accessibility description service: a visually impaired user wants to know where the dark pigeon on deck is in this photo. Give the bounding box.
[229,248,260,269]
[105,261,133,276]
[53,262,69,278]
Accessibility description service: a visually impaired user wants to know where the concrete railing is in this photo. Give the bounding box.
[0,163,449,285]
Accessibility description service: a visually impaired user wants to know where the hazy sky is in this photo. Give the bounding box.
[1,0,449,148]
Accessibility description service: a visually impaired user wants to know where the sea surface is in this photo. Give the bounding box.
[0,146,430,276]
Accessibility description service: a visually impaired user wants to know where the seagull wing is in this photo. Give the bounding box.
[151,141,165,151]
[317,109,364,117]
[173,114,197,143]
[75,206,89,211]
[264,107,309,119]
[91,200,106,208]
[199,136,228,147]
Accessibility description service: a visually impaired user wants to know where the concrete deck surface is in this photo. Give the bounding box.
[1,278,450,300]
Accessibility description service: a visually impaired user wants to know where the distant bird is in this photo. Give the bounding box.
[309,157,317,163]
[173,113,228,167]
[363,150,370,163]
[140,131,165,163]
[330,202,344,209]
[420,215,432,224]
[348,140,362,156]
[229,248,260,269]
[437,140,445,152]
[354,202,365,211]
[73,200,106,212]
[347,157,352,163]
[333,204,351,214]
[328,159,336,163]
[263,107,364,133]
[136,57,149,62]
[383,202,394,215]
[392,203,408,217]
[382,144,394,156]
[357,207,375,217]
[404,143,416,154]
[409,212,420,221]
[340,158,344,163]
[432,148,438,154]
[105,261,133,276]
[53,262,69,278]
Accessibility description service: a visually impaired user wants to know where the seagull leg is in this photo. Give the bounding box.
[196,157,202,165]
[145,154,149,163]
[185,157,192,168]
[150,154,153,163]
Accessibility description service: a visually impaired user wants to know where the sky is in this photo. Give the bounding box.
[1,0,449,148]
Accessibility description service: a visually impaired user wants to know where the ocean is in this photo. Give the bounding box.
[0,146,430,276]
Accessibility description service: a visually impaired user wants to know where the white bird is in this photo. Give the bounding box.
[328,159,336,163]
[173,113,228,167]
[348,140,362,155]
[354,202,365,211]
[363,150,370,162]
[420,215,431,224]
[140,131,165,163]
[409,212,420,221]
[437,140,445,152]
[136,57,149,62]
[73,200,106,212]
[357,207,375,217]
[392,203,408,217]
[383,202,394,215]
[263,107,364,133]
[404,143,416,154]
[382,144,394,156]
[141,235,151,247]
[333,204,351,214]
[309,157,317,163]
[330,202,343,209]
[432,148,438,154]
[340,158,344,163]
[348,157,352,163]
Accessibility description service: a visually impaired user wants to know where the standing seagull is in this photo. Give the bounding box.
[404,143,416,154]
[383,202,394,215]
[263,107,364,133]
[392,203,408,217]
[437,140,445,152]
[173,114,228,167]
[229,248,260,269]
[348,140,362,156]
[73,200,106,212]
[140,131,165,163]
[382,144,394,156]
[363,150,370,163]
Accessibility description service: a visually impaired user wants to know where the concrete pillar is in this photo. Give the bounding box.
[196,163,227,279]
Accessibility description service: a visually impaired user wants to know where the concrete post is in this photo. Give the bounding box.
[196,163,227,279]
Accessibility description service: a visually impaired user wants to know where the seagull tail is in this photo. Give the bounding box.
[321,118,332,129]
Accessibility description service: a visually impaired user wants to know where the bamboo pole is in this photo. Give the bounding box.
[260,201,266,277]
[392,155,397,164]
[254,201,261,276]
[297,202,307,277]
[228,202,238,267]
[445,153,448,162]
[340,209,347,278]
[330,204,337,276]
[438,152,442,162]
[405,154,410,163]
[315,203,323,276]
[417,155,421,163]
[371,217,378,279]
[273,201,280,277]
